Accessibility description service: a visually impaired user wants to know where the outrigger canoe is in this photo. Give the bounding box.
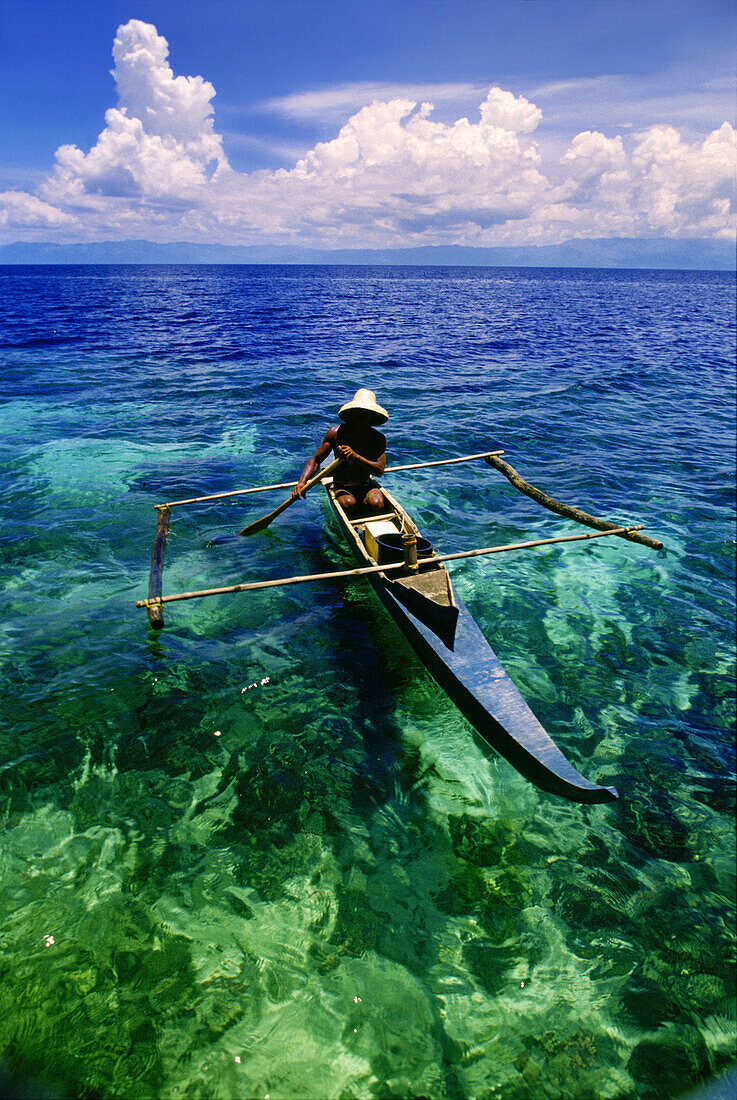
[323,476,619,805]
[139,450,662,802]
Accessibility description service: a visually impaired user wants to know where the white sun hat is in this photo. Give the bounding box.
[338,388,389,426]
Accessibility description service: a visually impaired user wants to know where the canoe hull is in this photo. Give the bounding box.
[324,483,618,805]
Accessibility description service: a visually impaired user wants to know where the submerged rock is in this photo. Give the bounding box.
[628,1026,713,1100]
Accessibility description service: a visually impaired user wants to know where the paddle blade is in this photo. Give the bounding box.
[238,456,342,537]
[239,498,291,536]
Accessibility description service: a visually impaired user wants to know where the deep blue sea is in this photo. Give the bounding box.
[0,265,734,1100]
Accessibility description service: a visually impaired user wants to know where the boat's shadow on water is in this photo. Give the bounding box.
[279,545,553,1048]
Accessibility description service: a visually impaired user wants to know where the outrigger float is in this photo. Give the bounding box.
[137,451,662,804]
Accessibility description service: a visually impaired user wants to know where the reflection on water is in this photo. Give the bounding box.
[0,265,734,1098]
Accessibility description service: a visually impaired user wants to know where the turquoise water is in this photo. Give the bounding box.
[0,265,734,1099]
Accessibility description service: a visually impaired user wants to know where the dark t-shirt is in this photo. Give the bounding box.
[331,423,386,487]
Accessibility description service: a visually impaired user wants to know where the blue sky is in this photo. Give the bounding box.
[0,0,734,247]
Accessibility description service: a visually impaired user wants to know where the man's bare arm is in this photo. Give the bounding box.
[291,430,336,499]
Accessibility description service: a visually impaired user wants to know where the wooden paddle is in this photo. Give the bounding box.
[239,456,342,536]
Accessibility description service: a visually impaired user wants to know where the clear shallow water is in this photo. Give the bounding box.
[0,264,734,1099]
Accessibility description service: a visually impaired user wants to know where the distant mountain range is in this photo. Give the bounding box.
[0,237,734,269]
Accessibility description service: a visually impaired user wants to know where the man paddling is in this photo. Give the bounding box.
[291,389,388,516]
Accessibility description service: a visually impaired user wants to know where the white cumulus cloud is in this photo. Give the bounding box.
[261,81,486,125]
[0,191,75,229]
[632,122,737,236]
[40,19,228,209]
[1,19,735,248]
[552,122,737,240]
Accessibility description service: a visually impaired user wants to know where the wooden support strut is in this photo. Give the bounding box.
[485,454,663,551]
[136,524,644,609]
[402,531,419,575]
[146,505,171,629]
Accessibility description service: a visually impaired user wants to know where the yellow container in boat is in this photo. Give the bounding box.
[364,520,399,562]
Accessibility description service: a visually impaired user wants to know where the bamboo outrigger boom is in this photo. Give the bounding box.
[142,447,662,628]
[144,449,505,627]
[137,524,644,610]
[485,454,663,551]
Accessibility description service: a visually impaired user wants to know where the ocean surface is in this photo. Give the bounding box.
[0,264,734,1100]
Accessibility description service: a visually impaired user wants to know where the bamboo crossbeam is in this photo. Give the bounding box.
[136,524,643,609]
[485,454,664,551]
[433,525,643,565]
[156,450,505,509]
[158,481,299,508]
[386,450,504,474]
